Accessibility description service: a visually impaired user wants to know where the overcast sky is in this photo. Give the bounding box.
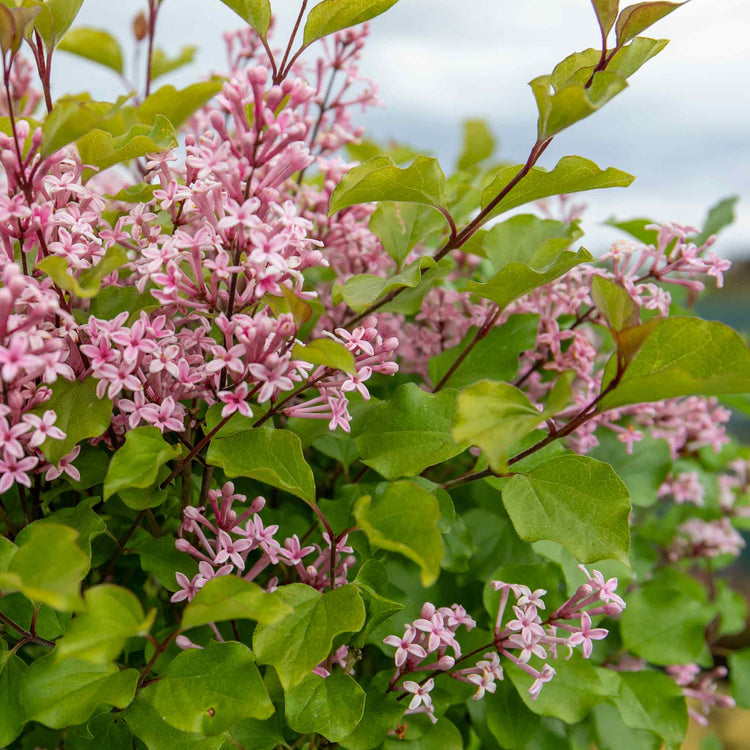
[53,0,750,257]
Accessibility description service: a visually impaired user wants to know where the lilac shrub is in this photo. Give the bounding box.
[0,1,748,748]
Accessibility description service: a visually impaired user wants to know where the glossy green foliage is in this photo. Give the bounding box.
[58,27,123,73]
[207,423,316,502]
[31,377,112,465]
[494,454,631,563]
[616,2,683,45]
[481,156,633,220]
[304,0,401,45]
[37,246,127,299]
[292,338,355,374]
[354,383,466,479]
[354,481,443,586]
[369,201,446,268]
[253,584,366,689]
[151,45,198,80]
[218,0,271,38]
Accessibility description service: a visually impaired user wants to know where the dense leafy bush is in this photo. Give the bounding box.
[0,0,748,748]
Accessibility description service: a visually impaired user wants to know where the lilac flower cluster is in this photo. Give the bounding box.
[666,664,736,726]
[384,566,625,723]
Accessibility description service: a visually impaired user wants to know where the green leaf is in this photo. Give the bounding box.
[254,583,365,689]
[620,569,714,664]
[329,155,447,215]
[354,383,466,479]
[352,559,404,644]
[218,0,272,38]
[181,576,290,630]
[145,641,273,735]
[589,431,671,507]
[63,711,133,750]
[483,674,541,748]
[285,673,366,742]
[592,0,620,36]
[694,195,739,245]
[37,245,128,299]
[303,0,400,45]
[333,255,439,313]
[495,454,631,563]
[0,6,13,54]
[58,27,123,73]
[32,377,112,466]
[207,425,316,503]
[0,647,25,747]
[76,115,177,177]
[0,523,87,610]
[428,314,540,391]
[382,718,463,749]
[41,95,122,156]
[55,585,154,664]
[150,45,197,80]
[124,694,224,750]
[452,381,543,471]
[31,0,84,49]
[103,427,181,503]
[728,648,750,708]
[338,672,403,750]
[457,119,496,170]
[614,671,688,748]
[369,201,446,268]
[482,213,584,271]
[530,69,627,139]
[591,275,640,331]
[712,580,748,637]
[605,215,659,244]
[467,245,592,311]
[599,318,750,409]
[616,1,682,45]
[293,338,355,374]
[228,715,287,750]
[137,81,223,131]
[481,155,633,221]
[20,653,137,729]
[354,481,443,587]
[507,653,619,723]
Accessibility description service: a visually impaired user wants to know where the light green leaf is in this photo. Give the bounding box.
[352,559,404,644]
[32,377,112,466]
[37,246,128,299]
[712,580,748,637]
[599,318,750,409]
[329,155,446,215]
[207,425,316,503]
[482,674,541,748]
[146,641,273,736]
[507,653,619,723]
[729,648,750,708]
[58,27,123,73]
[103,426,181,503]
[285,673,365,742]
[530,69,627,139]
[137,81,223,130]
[41,95,123,156]
[77,115,178,177]
[457,118,496,170]
[428,314,540,391]
[592,0,620,36]
[181,576,290,630]
[695,195,739,245]
[383,718,463,749]
[338,672,404,750]
[218,0,271,38]
[494,454,631,563]
[482,213,584,271]
[354,383,467,479]
[293,338,355,374]
[151,45,198,80]
[30,0,84,49]
[369,201,447,268]
[467,245,592,311]
[19,653,137,729]
[55,585,154,664]
[333,255,441,313]
[253,583,365,689]
[124,693,224,750]
[614,670,688,748]
[354,481,443,587]
[0,647,25,747]
[452,380,543,471]
[591,275,640,331]
[481,155,633,221]
[0,523,87,610]
[616,1,683,45]
[620,569,714,664]
[304,0,400,45]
